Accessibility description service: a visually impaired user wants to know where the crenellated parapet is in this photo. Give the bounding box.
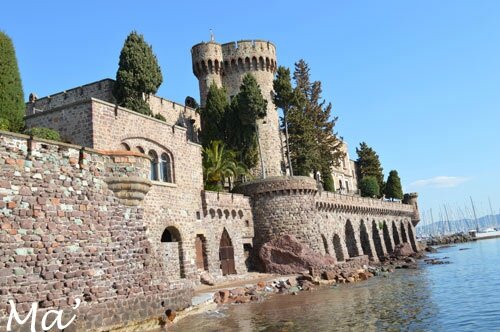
[315,192,415,218]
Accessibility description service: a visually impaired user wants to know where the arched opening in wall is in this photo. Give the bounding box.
[160,153,173,183]
[219,228,236,276]
[332,234,344,262]
[245,57,251,70]
[251,57,257,70]
[161,226,185,279]
[407,222,418,252]
[148,150,159,181]
[392,221,401,246]
[371,220,385,261]
[121,142,130,151]
[345,220,359,258]
[400,221,408,243]
[360,220,373,259]
[243,243,254,271]
[195,234,209,271]
[383,221,393,254]
[321,234,330,255]
[136,146,145,153]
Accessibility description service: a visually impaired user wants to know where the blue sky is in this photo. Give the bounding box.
[1,1,499,223]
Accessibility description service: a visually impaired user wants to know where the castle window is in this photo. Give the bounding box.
[149,150,159,181]
[160,153,173,183]
[137,146,145,153]
[121,143,130,151]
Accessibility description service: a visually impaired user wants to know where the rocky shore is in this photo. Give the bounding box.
[424,232,472,246]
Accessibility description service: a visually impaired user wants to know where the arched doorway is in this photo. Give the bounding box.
[400,221,408,243]
[360,220,373,258]
[219,229,236,275]
[371,220,385,260]
[392,221,401,246]
[195,234,208,271]
[332,234,344,262]
[383,221,393,254]
[321,234,330,255]
[345,220,359,258]
[161,226,185,278]
[407,222,418,252]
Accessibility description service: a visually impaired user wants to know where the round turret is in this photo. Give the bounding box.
[220,40,281,178]
[191,41,223,107]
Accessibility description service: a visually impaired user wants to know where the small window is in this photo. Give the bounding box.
[149,150,159,181]
[121,143,130,151]
[160,153,172,183]
[136,146,145,153]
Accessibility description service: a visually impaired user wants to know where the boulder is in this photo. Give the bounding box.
[200,272,215,286]
[287,277,298,287]
[259,234,336,274]
[322,271,336,281]
[393,243,414,257]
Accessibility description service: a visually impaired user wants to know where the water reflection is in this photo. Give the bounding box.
[171,239,500,332]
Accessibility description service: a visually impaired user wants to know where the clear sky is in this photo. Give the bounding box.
[1,0,499,222]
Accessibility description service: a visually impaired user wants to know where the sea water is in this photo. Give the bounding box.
[171,238,500,332]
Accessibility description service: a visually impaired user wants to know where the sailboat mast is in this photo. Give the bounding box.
[488,197,495,227]
[470,196,479,231]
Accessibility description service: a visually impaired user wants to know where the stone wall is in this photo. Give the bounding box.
[235,176,419,266]
[0,132,192,331]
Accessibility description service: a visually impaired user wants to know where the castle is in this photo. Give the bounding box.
[0,38,420,331]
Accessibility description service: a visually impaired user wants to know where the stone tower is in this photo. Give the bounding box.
[191,39,283,178]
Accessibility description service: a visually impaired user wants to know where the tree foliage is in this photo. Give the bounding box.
[225,74,267,169]
[273,60,344,184]
[356,142,384,196]
[200,82,228,148]
[0,32,25,133]
[202,140,247,191]
[385,170,403,200]
[359,176,380,198]
[113,31,162,115]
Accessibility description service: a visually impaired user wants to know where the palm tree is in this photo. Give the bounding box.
[202,140,248,191]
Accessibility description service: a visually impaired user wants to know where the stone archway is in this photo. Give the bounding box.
[195,234,208,271]
[407,222,418,252]
[332,234,344,262]
[383,221,393,254]
[371,220,385,260]
[321,234,330,255]
[219,229,236,276]
[161,226,185,279]
[400,221,408,243]
[345,220,359,258]
[360,220,373,258]
[392,221,401,246]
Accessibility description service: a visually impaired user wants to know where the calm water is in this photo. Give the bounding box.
[172,238,500,332]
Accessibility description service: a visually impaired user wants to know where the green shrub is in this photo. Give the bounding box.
[360,176,380,198]
[154,113,166,121]
[0,118,9,131]
[24,127,61,141]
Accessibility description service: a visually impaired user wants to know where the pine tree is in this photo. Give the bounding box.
[0,32,25,133]
[356,142,384,196]
[359,176,380,198]
[113,31,162,115]
[385,170,403,201]
[200,82,228,148]
[225,74,267,169]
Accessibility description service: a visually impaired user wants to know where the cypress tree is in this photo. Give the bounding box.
[200,82,228,148]
[273,66,294,175]
[225,74,267,169]
[0,31,25,132]
[385,170,403,201]
[356,142,384,196]
[113,31,162,115]
[359,176,380,198]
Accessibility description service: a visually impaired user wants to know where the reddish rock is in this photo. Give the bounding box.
[394,243,414,257]
[322,271,336,281]
[259,234,336,274]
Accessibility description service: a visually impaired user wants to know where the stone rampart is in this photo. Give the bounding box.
[0,132,192,331]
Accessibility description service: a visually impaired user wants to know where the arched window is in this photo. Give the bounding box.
[160,153,172,183]
[136,146,145,153]
[149,150,159,181]
[121,143,130,151]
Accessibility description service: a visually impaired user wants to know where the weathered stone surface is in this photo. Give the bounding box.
[259,234,336,274]
[394,243,414,257]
